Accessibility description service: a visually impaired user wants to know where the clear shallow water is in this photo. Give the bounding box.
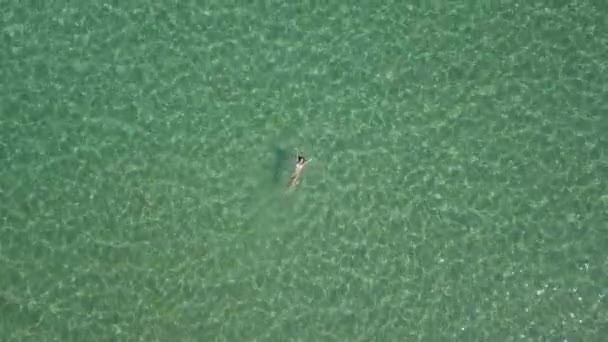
[1,2,607,341]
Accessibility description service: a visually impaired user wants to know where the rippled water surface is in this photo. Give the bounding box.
[1,2,607,341]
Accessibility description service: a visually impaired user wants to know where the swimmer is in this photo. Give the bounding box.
[287,152,311,191]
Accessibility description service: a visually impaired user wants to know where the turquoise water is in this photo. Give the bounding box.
[1,2,607,341]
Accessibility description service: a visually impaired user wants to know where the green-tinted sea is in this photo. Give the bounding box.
[1,1,607,341]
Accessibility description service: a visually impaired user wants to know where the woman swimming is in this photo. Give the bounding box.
[287,152,311,191]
